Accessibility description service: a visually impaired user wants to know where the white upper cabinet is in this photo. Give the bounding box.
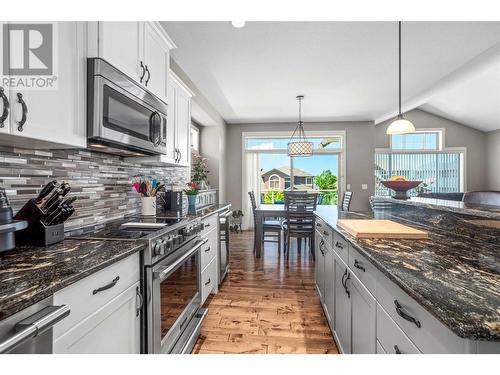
[89,22,174,104]
[96,22,143,83]
[175,86,191,165]
[1,22,86,148]
[142,22,170,103]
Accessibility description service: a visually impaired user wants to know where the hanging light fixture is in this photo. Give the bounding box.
[386,21,416,135]
[288,95,313,157]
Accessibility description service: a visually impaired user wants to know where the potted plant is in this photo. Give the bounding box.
[184,181,200,209]
[191,154,209,190]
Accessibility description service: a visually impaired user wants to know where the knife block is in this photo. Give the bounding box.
[14,198,65,246]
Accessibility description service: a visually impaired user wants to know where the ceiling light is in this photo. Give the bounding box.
[288,95,313,157]
[387,21,416,135]
[231,21,246,28]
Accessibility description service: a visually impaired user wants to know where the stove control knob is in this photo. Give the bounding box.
[153,241,163,256]
[165,237,174,249]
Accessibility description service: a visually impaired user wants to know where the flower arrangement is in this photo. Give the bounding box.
[184,181,200,196]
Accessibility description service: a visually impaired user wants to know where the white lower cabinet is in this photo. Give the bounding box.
[323,246,335,328]
[54,282,141,354]
[315,231,325,301]
[333,251,351,354]
[350,273,376,354]
[200,215,219,305]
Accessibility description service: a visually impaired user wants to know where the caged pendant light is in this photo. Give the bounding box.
[288,95,313,157]
[386,21,416,135]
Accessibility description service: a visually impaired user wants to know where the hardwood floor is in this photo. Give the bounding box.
[192,231,338,354]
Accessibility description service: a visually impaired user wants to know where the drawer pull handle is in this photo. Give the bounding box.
[204,278,211,286]
[354,259,365,272]
[316,223,322,227]
[394,345,402,354]
[92,276,120,295]
[204,246,211,253]
[205,223,211,227]
[394,300,421,328]
[335,241,344,249]
[322,230,329,236]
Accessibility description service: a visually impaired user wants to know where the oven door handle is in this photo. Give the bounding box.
[153,238,208,281]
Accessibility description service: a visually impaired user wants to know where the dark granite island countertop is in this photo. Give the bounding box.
[0,239,145,321]
[314,206,500,342]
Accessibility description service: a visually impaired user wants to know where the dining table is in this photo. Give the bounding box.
[253,204,287,258]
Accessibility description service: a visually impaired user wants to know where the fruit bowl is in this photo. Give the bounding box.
[381,180,422,200]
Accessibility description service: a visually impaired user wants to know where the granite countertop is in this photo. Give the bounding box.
[373,196,500,219]
[314,206,500,342]
[0,239,145,321]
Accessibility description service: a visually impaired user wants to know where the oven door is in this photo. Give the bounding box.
[89,75,167,155]
[147,238,207,354]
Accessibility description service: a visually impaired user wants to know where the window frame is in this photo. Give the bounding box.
[389,128,445,152]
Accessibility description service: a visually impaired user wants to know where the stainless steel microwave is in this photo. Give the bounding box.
[87,58,167,156]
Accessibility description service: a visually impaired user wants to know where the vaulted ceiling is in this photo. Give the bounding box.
[161,21,500,131]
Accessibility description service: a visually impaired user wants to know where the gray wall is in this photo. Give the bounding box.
[376,109,488,191]
[486,129,500,190]
[225,121,375,213]
[170,60,228,202]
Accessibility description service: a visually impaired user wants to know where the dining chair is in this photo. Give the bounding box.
[248,191,283,254]
[341,191,353,211]
[283,191,318,258]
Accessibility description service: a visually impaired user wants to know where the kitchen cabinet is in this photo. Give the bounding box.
[88,21,174,103]
[350,273,376,353]
[323,244,335,328]
[53,253,141,354]
[1,22,86,148]
[200,214,219,304]
[333,250,351,354]
[53,282,141,354]
[315,230,325,301]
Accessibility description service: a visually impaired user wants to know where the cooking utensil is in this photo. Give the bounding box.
[35,180,57,204]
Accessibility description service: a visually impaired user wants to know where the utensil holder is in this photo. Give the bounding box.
[141,196,157,216]
[13,198,65,247]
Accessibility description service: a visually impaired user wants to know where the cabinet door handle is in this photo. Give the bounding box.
[0,87,9,128]
[16,93,28,132]
[135,286,143,317]
[145,65,151,86]
[341,268,348,289]
[204,246,211,253]
[177,150,182,163]
[354,259,365,272]
[139,61,146,83]
[92,276,120,295]
[394,345,402,354]
[344,272,350,298]
[394,300,421,328]
[204,278,211,286]
[319,239,325,255]
[335,241,344,249]
[205,222,211,228]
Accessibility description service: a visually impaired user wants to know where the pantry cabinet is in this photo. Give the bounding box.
[0,22,86,148]
[88,21,175,103]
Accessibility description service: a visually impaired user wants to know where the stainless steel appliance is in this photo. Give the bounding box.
[87,58,167,156]
[69,215,208,354]
[0,297,70,354]
[218,208,231,284]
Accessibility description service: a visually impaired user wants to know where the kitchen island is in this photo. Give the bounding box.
[313,199,500,353]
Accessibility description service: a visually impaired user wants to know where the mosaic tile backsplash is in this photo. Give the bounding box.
[0,146,190,232]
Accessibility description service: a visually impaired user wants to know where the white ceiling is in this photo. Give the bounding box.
[161,21,500,130]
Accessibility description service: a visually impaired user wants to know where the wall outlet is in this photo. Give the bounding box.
[362,184,368,190]
[346,184,351,190]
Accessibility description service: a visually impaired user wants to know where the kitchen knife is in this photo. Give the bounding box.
[60,182,71,197]
[35,180,57,204]
[42,189,64,211]
[45,205,63,225]
[62,196,77,206]
[45,196,63,216]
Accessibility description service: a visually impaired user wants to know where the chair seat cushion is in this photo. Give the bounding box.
[263,220,282,230]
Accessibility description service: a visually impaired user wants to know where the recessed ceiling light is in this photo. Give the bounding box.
[231,21,246,28]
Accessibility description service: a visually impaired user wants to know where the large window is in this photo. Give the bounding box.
[376,130,465,196]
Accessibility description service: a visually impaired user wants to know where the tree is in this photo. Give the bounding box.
[315,170,338,205]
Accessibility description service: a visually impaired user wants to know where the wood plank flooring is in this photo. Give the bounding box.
[192,231,338,354]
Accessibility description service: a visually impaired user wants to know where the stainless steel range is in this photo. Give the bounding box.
[69,216,208,354]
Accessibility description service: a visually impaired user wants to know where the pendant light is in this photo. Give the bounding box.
[386,21,416,135]
[288,95,313,157]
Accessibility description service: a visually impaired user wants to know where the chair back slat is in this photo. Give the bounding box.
[284,192,317,233]
[342,191,353,211]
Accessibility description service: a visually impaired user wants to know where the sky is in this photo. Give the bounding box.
[260,153,338,177]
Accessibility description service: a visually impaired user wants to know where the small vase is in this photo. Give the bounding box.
[187,194,197,209]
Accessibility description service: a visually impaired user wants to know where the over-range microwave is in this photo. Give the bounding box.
[87,58,167,156]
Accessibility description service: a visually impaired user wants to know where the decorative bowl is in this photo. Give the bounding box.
[381,180,422,200]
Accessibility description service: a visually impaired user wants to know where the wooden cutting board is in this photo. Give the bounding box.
[337,219,429,239]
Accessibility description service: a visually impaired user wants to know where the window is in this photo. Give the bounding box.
[391,130,442,151]
[246,136,342,151]
[268,174,280,189]
[284,177,291,189]
[190,125,200,152]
